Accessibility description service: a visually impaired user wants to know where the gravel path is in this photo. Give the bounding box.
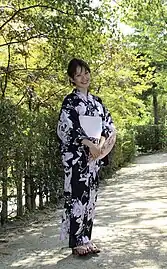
[0,152,167,269]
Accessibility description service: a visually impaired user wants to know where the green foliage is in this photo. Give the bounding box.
[0,0,110,105]
[101,127,136,179]
[0,100,63,203]
[0,99,19,173]
[135,124,167,152]
[1,0,167,222]
[119,0,167,124]
[92,44,153,127]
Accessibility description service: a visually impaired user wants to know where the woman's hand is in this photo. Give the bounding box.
[100,132,116,155]
[89,143,101,160]
[81,139,102,160]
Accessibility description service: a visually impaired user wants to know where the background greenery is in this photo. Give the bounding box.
[0,0,166,224]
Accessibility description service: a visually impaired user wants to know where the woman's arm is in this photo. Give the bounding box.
[57,96,90,146]
[101,104,116,139]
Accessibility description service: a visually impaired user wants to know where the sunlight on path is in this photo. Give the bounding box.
[0,152,167,269]
[93,152,167,269]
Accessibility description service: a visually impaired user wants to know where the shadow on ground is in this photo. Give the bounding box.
[1,152,167,269]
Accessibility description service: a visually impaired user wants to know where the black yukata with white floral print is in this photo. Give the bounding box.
[57,89,114,248]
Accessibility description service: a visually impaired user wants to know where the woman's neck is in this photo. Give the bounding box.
[76,87,88,96]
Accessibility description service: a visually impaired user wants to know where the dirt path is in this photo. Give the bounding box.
[0,152,167,269]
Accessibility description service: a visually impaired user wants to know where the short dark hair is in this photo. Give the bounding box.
[67,58,91,79]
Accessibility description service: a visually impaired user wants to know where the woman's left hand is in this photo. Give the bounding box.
[89,137,105,160]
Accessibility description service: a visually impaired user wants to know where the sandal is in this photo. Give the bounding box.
[72,245,89,256]
[86,241,100,254]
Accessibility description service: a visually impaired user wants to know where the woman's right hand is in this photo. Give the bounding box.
[82,139,101,160]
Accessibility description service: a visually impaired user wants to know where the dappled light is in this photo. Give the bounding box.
[0,0,166,267]
[0,152,167,268]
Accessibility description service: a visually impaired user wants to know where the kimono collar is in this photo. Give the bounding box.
[73,88,90,101]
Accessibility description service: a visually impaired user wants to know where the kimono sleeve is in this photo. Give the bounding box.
[101,103,116,139]
[57,97,90,146]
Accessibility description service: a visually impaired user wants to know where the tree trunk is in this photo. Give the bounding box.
[152,92,161,150]
[13,149,23,217]
[31,179,36,211]
[24,159,32,211]
[24,157,36,211]
[152,92,159,125]
[38,184,43,209]
[17,175,23,217]
[46,193,49,204]
[50,189,58,204]
[1,167,8,226]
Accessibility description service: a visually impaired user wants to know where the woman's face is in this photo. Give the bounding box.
[70,65,90,90]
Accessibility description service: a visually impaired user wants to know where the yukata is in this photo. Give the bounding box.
[57,89,114,248]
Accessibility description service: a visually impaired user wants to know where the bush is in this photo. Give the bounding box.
[101,127,136,179]
[135,124,167,153]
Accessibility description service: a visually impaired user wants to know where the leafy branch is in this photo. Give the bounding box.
[0,34,84,48]
[0,4,86,31]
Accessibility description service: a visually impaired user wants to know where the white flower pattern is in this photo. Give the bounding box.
[72,199,86,218]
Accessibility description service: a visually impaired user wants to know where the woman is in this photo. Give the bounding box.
[57,58,116,256]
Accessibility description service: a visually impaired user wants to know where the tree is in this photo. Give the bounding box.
[0,0,118,221]
[119,0,167,123]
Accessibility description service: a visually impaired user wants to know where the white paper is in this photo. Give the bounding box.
[79,115,102,139]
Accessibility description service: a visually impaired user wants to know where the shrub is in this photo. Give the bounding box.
[135,124,167,153]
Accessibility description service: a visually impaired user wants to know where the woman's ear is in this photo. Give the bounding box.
[69,77,75,85]
[69,76,73,82]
